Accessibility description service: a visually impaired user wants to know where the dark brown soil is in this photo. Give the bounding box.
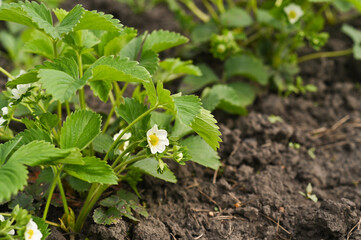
[2,0,361,239]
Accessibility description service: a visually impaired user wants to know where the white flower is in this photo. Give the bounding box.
[113,130,131,155]
[11,84,31,100]
[0,0,2,7]
[147,124,169,154]
[284,3,304,24]
[25,219,42,240]
[0,214,15,235]
[2,107,8,115]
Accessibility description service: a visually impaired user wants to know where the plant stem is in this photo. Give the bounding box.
[202,0,219,21]
[0,67,14,80]
[65,101,71,115]
[74,183,108,232]
[10,117,22,123]
[57,101,62,130]
[111,141,141,168]
[43,167,62,220]
[298,48,353,63]
[103,103,159,162]
[182,0,210,22]
[114,154,148,174]
[57,173,69,216]
[77,52,86,110]
[102,106,115,134]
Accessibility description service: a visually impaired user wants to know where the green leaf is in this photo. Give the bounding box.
[150,112,173,133]
[39,112,59,130]
[89,80,112,102]
[85,56,151,83]
[6,72,39,88]
[160,58,201,76]
[64,156,117,184]
[8,141,71,166]
[73,10,123,32]
[53,8,68,22]
[140,50,159,75]
[38,69,84,102]
[143,30,188,53]
[38,57,85,103]
[95,189,148,224]
[116,98,149,138]
[0,162,28,203]
[179,64,219,94]
[202,83,253,115]
[0,137,23,165]
[24,31,54,59]
[157,82,174,110]
[56,5,84,35]
[60,110,101,150]
[182,136,221,170]
[66,175,90,192]
[190,108,221,150]
[220,7,253,28]
[131,158,177,183]
[63,30,100,50]
[0,3,36,30]
[173,95,201,125]
[93,134,113,153]
[225,55,269,85]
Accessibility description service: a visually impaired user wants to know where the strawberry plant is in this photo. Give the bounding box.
[0,1,222,237]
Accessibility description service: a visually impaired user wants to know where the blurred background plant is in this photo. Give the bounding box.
[157,0,361,115]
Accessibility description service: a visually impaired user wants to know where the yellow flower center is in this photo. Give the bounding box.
[118,143,125,151]
[28,229,34,239]
[289,10,296,19]
[149,134,159,146]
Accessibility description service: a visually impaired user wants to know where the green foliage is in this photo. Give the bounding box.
[130,158,177,183]
[190,108,222,150]
[220,7,253,28]
[64,157,118,185]
[93,189,148,224]
[0,162,28,203]
[0,2,222,234]
[181,136,220,170]
[60,110,101,150]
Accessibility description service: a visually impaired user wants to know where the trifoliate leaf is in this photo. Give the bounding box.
[60,110,101,150]
[0,162,28,203]
[130,158,177,183]
[95,189,148,224]
[143,30,188,53]
[8,141,72,166]
[220,7,253,28]
[173,95,201,125]
[179,64,219,94]
[73,10,123,32]
[190,108,221,150]
[64,156,118,184]
[225,55,269,85]
[181,136,221,170]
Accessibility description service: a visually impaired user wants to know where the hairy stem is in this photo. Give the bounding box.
[0,67,14,80]
[57,173,69,216]
[43,167,62,220]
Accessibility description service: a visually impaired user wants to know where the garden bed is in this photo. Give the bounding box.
[1,0,361,239]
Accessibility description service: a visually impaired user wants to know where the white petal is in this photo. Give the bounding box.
[11,89,21,99]
[155,144,166,153]
[8,229,15,235]
[113,132,121,141]
[159,138,169,146]
[156,129,167,139]
[2,107,8,115]
[26,219,38,230]
[150,145,157,154]
[122,133,131,139]
[0,215,4,221]
[146,124,158,137]
[0,117,6,125]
